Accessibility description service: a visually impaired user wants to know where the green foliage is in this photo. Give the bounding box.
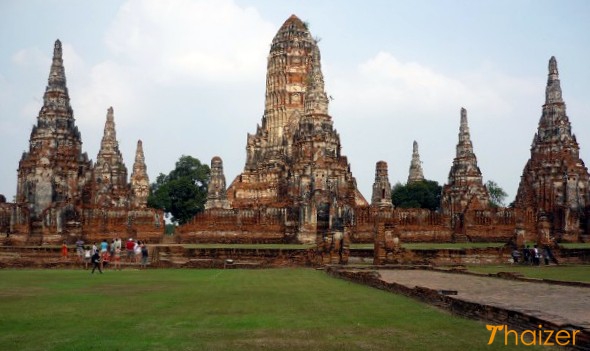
[391,180,442,210]
[486,180,508,207]
[147,155,210,225]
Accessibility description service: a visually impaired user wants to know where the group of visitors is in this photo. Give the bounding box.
[69,237,150,273]
[511,244,558,265]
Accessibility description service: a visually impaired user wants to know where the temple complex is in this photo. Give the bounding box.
[514,57,590,243]
[1,24,587,249]
[407,141,425,184]
[2,39,163,245]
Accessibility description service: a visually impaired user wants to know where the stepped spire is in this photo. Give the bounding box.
[407,140,425,183]
[16,39,91,216]
[545,56,563,104]
[441,108,489,215]
[515,57,589,237]
[130,140,150,208]
[371,161,393,208]
[95,107,128,192]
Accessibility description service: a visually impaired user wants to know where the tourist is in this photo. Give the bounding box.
[113,245,122,271]
[511,249,520,264]
[134,240,142,263]
[91,250,102,274]
[100,239,109,269]
[126,238,135,262]
[60,241,68,261]
[531,244,541,266]
[544,246,558,265]
[100,239,108,254]
[109,239,116,257]
[140,243,149,269]
[75,238,85,263]
[102,251,111,270]
[522,245,530,264]
[83,246,91,269]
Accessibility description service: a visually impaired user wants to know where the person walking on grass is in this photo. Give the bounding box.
[91,250,102,274]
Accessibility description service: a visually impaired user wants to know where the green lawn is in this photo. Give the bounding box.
[467,264,590,282]
[0,268,539,350]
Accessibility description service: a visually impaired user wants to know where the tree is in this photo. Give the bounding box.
[486,180,508,208]
[391,180,442,211]
[147,155,210,225]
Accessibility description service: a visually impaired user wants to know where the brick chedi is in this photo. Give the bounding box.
[93,107,129,207]
[7,40,163,245]
[205,156,230,209]
[407,141,425,183]
[371,161,393,208]
[441,108,490,215]
[16,40,93,228]
[130,140,150,208]
[514,57,590,242]
[183,15,367,244]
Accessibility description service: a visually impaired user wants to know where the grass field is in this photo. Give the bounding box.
[467,264,590,282]
[0,268,542,350]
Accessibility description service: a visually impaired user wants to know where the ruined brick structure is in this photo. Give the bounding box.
[407,141,425,184]
[180,15,367,245]
[2,40,163,245]
[514,57,590,243]
[371,161,393,208]
[204,156,231,210]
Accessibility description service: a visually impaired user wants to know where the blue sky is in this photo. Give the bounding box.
[1,0,589,203]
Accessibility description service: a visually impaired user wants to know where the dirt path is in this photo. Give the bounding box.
[378,269,590,329]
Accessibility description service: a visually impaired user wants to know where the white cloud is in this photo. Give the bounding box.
[327,51,542,199]
[104,0,274,83]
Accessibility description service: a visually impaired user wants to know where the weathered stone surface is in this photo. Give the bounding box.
[514,57,590,243]
[204,156,230,209]
[6,40,163,245]
[93,107,129,207]
[371,161,393,208]
[181,15,368,244]
[407,141,425,183]
[130,140,150,208]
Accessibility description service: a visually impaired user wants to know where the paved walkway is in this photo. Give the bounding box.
[378,270,590,329]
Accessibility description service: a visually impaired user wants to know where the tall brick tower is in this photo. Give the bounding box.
[16,40,92,220]
[93,107,129,207]
[441,108,490,216]
[407,140,425,184]
[225,15,367,242]
[515,57,590,241]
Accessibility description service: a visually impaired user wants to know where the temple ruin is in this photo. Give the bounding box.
[1,40,163,245]
[514,57,590,243]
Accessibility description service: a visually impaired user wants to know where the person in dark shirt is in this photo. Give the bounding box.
[91,251,102,274]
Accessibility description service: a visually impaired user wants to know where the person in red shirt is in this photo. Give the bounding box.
[126,238,135,262]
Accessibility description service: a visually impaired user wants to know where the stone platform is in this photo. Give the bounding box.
[329,267,590,350]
